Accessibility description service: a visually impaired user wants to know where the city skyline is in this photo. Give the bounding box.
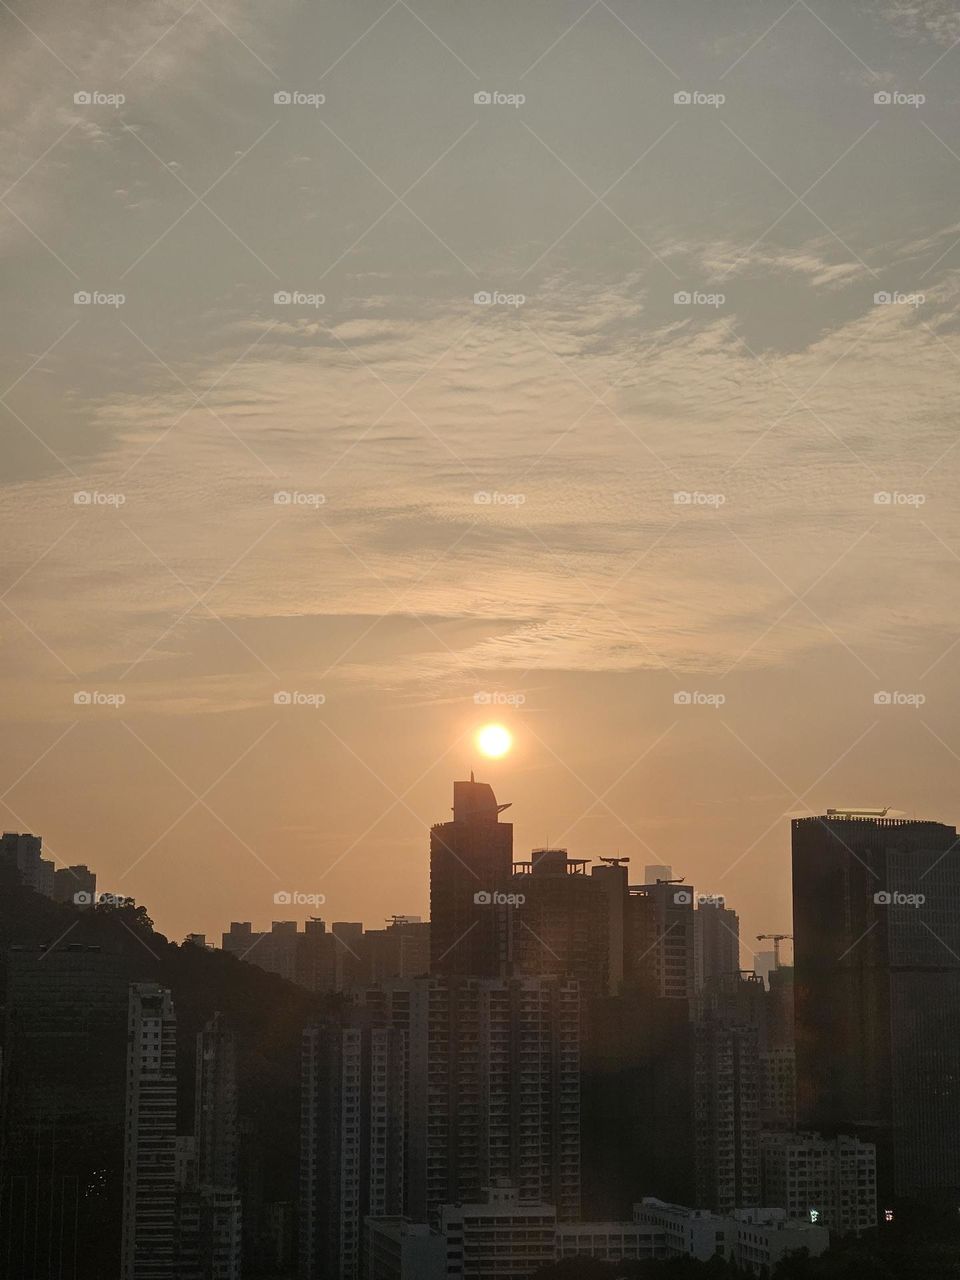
[4,2,960,951]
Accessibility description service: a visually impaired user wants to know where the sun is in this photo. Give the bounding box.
[476,723,513,758]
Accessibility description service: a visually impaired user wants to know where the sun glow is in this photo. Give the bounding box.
[476,723,513,758]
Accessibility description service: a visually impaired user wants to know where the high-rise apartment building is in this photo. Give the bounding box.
[694,899,741,991]
[512,849,610,997]
[194,1013,242,1279]
[792,812,960,1200]
[429,776,513,977]
[361,974,581,1224]
[53,862,97,904]
[1,942,130,1278]
[628,878,696,1000]
[693,973,764,1214]
[299,1010,406,1279]
[121,984,178,1280]
[0,831,43,891]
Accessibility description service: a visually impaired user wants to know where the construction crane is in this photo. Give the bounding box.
[598,856,630,866]
[756,933,793,969]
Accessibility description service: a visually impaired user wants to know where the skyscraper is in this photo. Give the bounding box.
[361,974,581,1223]
[1,943,129,1279]
[195,1013,242,1280]
[694,899,740,991]
[299,1010,406,1279]
[121,984,178,1280]
[792,811,960,1201]
[693,973,763,1213]
[429,775,513,977]
[512,848,610,997]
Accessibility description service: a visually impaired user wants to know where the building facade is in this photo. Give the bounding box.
[121,984,178,1280]
[792,812,960,1200]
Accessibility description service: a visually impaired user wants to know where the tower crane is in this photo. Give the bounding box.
[756,933,793,969]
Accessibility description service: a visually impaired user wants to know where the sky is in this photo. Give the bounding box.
[3,0,960,960]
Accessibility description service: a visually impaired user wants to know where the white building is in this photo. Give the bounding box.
[121,984,178,1280]
[634,1197,829,1275]
[761,1131,877,1235]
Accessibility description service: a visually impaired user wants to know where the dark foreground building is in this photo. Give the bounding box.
[792,810,960,1203]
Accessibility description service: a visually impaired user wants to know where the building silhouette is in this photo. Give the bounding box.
[121,984,178,1280]
[1,942,129,1279]
[694,898,740,991]
[429,776,513,977]
[792,812,960,1201]
[360,974,581,1224]
[299,1010,405,1279]
[512,849,610,997]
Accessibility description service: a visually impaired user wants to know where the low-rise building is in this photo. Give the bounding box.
[634,1197,829,1275]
